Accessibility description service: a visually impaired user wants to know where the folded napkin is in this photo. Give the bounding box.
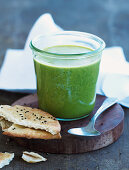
[0,13,129,106]
[0,14,62,93]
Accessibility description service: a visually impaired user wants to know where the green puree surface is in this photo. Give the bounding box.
[34,45,100,119]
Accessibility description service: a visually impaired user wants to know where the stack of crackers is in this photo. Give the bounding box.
[0,105,61,139]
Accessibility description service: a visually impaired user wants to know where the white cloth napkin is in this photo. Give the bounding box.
[0,13,62,93]
[0,13,129,106]
[96,47,129,94]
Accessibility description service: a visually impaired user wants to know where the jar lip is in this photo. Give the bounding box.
[30,31,106,57]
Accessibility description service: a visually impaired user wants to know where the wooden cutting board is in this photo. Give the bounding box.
[12,94,124,154]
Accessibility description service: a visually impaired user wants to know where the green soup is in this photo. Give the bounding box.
[34,45,100,120]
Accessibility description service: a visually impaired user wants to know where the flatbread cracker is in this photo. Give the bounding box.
[3,124,61,139]
[0,152,14,168]
[22,151,47,163]
[0,117,3,121]
[0,118,12,130]
[0,105,61,135]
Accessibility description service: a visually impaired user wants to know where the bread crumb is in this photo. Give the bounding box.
[0,152,14,168]
[22,151,47,163]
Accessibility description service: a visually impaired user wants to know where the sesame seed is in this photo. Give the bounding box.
[25,111,29,113]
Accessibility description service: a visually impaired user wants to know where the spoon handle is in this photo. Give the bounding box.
[91,97,118,123]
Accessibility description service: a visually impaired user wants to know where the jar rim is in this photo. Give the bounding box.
[30,31,106,57]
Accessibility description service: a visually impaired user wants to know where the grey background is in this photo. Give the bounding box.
[0,0,129,169]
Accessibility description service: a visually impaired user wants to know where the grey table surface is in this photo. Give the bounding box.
[0,0,129,169]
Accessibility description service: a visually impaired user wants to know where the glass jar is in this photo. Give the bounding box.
[30,31,105,121]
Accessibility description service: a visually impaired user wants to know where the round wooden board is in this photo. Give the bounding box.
[12,94,124,154]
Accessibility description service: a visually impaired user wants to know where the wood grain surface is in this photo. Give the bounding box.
[12,94,124,154]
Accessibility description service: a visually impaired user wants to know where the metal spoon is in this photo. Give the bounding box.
[68,97,118,136]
